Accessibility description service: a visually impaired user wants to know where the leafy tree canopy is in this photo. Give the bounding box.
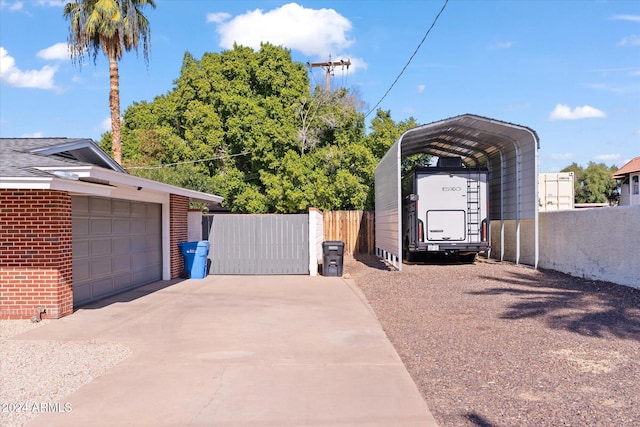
[103,43,417,213]
[561,161,619,204]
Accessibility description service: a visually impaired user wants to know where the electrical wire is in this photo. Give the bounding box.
[364,0,448,119]
[127,151,250,170]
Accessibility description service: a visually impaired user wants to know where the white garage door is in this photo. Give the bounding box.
[72,196,162,306]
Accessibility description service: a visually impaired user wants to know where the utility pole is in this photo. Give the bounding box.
[307,57,351,91]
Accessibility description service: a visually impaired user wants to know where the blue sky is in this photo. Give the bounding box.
[1,0,638,172]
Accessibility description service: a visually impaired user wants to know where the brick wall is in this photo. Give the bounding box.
[170,194,189,279]
[0,190,73,319]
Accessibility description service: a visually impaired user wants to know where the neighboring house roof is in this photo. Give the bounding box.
[613,157,640,179]
[0,138,223,204]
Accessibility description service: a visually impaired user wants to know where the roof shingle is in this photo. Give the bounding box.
[613,157,640,178]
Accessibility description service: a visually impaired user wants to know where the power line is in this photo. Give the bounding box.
[364,0,449,119]
[127,151,250,170]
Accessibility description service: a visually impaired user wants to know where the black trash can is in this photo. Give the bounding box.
[322,240,345,277]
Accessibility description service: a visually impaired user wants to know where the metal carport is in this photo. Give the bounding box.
[375,114,540,271]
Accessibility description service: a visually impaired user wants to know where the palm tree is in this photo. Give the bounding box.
[64,0,156,165]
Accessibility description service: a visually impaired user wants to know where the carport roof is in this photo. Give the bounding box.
[399,114,540,166]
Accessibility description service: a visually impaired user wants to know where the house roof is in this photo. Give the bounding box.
[0,138,124,178]
[0,138,223,204]
[613,157,640,179]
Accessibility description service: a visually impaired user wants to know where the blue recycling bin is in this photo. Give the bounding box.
[178,241,210,279]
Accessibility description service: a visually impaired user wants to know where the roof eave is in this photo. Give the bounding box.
[34,166,223,204]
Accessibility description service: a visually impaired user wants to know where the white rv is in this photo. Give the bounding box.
[402,157,490,262]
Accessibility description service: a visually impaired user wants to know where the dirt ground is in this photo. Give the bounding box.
[344,255,640,427]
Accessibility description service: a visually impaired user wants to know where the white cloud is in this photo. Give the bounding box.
[594,154,621,162]
[488,41,514,50]
[611,14,640,23]
[20,131,43,138]
[618,35,640,46]
[584,82,637,95]
[417,84,425,93]
[551,153,574,160]
[35,0,66,6]
[99,117,111,132]
[206,12,230,24]
[214,3,353,58]
[0,47,58,89]
[0,1,24,11]
[37,43,69,61]
[549,104,606,121]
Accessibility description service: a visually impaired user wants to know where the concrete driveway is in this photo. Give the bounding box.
[21,274,437,426]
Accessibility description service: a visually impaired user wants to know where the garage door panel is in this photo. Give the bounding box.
[112,200,130,216]
[91,277,114,299]
[73,283,92,304]
[131,202,146,216]
[130,252,146,269]
[113,273,132,289]
[113,237,130,254]
[146,250,162,265]
[91,218,112,234]
[131,238,147,252]
[113,219,131,234]
[73,217,89,236]
[131,218,146,232]
[91,197,111,214]
[72,196,162,307]
[112,254,132,273]
[90,238,112,256]
[73,259,90,281]
[90,256,112,277]
[132,270,150,284]
[74,239,89,257]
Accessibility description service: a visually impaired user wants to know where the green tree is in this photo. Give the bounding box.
[561,162,618,203]
[114,44,417,213]
[64,0,156,165]
[364,109,427,174]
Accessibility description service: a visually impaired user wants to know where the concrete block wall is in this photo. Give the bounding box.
[539,206,640,289]
[0,190,73,319]
[169,194,189,279]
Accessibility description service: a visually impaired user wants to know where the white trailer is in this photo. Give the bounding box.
[402,157,489,262]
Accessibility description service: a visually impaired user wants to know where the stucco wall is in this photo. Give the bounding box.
[187,210,202,242]
[308,208,324,276]
[539,207,640,289]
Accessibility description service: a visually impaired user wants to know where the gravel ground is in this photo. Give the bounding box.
[2,257,637,427]
[0,320,131,427]
[345,254,640,427]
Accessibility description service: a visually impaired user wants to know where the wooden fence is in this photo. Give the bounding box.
[323,210,375,254]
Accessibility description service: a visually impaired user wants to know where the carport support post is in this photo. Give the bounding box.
[500,153,506,262]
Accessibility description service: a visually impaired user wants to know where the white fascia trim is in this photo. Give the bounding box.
[35,166,224,204]
[0,176,113,196]
[1,177,54,189]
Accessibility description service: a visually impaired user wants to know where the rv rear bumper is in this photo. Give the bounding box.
[412,242,490,254]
